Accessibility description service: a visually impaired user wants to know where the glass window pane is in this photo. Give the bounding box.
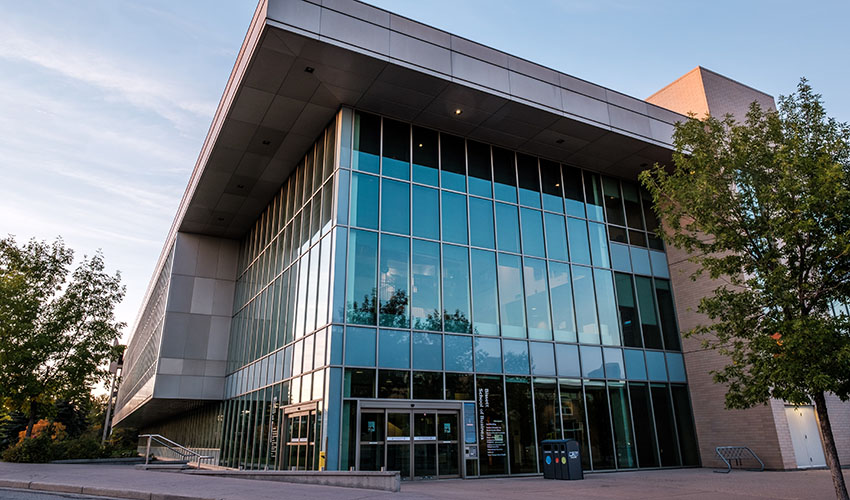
[445,335,473,372]
[583,171,605,222]
[379,234,410,328]
[609,225,628,244]
[467,140,492,198]
[505,376,536,473]
[629,230,647,248]
[589,222,610,267]
[655,279,681,351]
[530,342,556,375]
[442,244,471,333]
[573,265,599,344]
[540,160,564,213]
[346,229,377,325]
[610,243,631,272]
[413,371,442,399]
[475,337,502,373]
[495,203,521,253]
[594,269,621,346]
[602,177,625,226]
[622,183,644,230]
[378,330,410,369]
[646,351,667,381]
[477,375,508,475]
[492,147,517,203]
[635,276,662,349]
[520,208,545,258]
[559,380,590,469]
[440,133,466,192]
[533,379,560,468]
[503,340,529,375]
[441,191,468,244]
[382,118,410,180]
[562,166,585,218]
[544,213,569,262]
[608,381,637,468]
[615,273,641,348]
[344,368,375,398]
[350,173,378,230]
[445,372,474,400]
[524,258,552,340]
[412,185,439,240]
[666,353,686,382]
[413,126,438,186]
[671,385,700,465]
[411,239,441,331]
[470,250,500,336]
[469,197,495,249]
[628,382,660,467]
[497,253,526,338]
[353,111,380,173]
[585,381,615,469]
[412,332,442,371]
[567,217,591,265]
[381,179,410,235]
[517,154,541,208]
[580,345,604,378]
[378,370,410,399]
[623,349,647,380]
[344,327,376,366]
[651,384,681,466]
[603,347,624,379]
[549,262,577,343]
[650,250,669,278]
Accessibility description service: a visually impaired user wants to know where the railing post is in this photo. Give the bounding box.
[145,435,151,465]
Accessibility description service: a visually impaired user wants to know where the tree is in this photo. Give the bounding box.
[640,80,850,500]
[0,237,125,439]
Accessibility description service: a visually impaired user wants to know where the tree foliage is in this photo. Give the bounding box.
[0,236,125,437]
[640,79,850,499]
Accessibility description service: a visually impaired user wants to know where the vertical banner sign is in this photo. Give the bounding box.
[269,399,279,462]
[463,402,476,444]
[478,387,506,460]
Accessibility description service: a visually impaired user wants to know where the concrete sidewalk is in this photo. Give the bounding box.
[0,462,847,500]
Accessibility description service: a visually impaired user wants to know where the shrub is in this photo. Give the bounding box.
[17,420,66,442]
[1,435,54,463]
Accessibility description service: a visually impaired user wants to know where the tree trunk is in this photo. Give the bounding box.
[813,392,849,500]
[24,407,35,439]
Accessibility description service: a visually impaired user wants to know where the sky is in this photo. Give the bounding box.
[1,0,848,344]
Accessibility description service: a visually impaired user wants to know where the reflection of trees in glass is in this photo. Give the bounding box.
[413,309,442,331]
[379,289,409,328]
[347,287,376,325]
[444,310,471,333]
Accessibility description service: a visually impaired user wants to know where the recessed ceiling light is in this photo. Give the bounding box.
[555,139,565,144]
[304,66,315,73]
[261,140,271,145]
[555,183,560,187]
[236,184,245,189]
[418,143,423,148]
[454,109,463,116]
[217,217,225,222]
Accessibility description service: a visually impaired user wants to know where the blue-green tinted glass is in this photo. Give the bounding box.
[631,247,652,275]
[567,218,591,265]
[588,222,610,267]
[413,332,442,371]
[412,185,439,240]
[382,118,410,180]
[646,351,667,381]
[498,253,526,338]
[548,262,576,343]
[530,342,556,375]
[544,213,568,262]
[441,191,468,244]
[440,134,466,192]
[442,244,471,333]
[469,197,495,249]
[353,112,379,173]
[655,279,681,351]
[523,258,552,340]
[650,250,669,278]
[470,250,500,336]
[603,347,624,379]
[345,327,376,366]
[594,269,621,346]
[572,265,599,343]
[378,329,410,369]
[635,276,662,349]
[503,339,529,374]
[445,334,473,372]
[666,353,686,382]
[413,126,438,186]
[540,160,564,213]
[562,166,585,218]
[580,345,604,378]
[623,349,647,379]
[349,173,378,231]
[381,179,409,235]
[517,154,541,208]
[583,171,605,222]
[475,337,502,373]
[346,229,377,325]
[492,147,517,203]
[411,239,441,331]
[329,325,343,365]
[520,208,545,258]
[495,203,521,253]
[555,344,580,378]
[610,243,631,272]
[379,235,410,328]
[467,140,492,198]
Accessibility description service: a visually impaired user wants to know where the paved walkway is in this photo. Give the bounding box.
[0,463,846,500]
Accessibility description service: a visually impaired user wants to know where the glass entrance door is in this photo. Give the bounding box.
[283,409,316,470]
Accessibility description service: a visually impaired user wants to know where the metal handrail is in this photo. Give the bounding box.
[139,434,214,468]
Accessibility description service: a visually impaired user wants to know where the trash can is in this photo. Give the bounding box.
[541,439,557,479]
[562,439,583,480]
[541,439,583,480]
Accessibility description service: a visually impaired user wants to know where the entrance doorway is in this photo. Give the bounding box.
[281,403,318,470]
[785,405,826,468]
[358,408,461,479]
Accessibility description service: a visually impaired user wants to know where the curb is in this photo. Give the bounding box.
[0,479,216,500]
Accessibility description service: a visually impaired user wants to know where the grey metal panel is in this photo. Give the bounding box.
[389,31,451,75]
[229,87,276,125]
[509,71,562,111]
[319,8,390,55]
[266,0,321,33]
[451,52,510,94]
[608,105,653,139]
[389,13,450,48]
[562,88,610,125]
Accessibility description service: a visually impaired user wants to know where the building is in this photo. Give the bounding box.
[113,0,847,477]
